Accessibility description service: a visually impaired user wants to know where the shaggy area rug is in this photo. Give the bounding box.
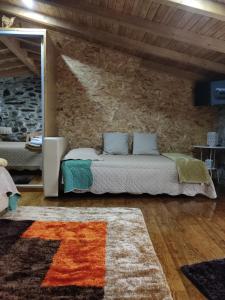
[0,206,172,300]
[182,259,225,300]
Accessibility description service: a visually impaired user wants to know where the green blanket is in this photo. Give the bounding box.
[61,160,93,193]
[8,193,20,211]
[162,153,211,184]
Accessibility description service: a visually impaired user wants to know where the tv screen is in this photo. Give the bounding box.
[194,80,225,106]
[211,80,225,105]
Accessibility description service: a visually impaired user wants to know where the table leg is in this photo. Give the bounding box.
[209,148,212,177]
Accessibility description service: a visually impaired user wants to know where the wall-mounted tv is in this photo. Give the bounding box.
[195,80,225,106]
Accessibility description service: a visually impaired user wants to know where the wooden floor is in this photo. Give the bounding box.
[19,189,225,300]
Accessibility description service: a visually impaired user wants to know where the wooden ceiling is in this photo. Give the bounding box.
[0,35,41,77]
[1,0,225,79]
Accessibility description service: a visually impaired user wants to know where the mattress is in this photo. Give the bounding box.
[0,142,42,170]
[76,155,217,199]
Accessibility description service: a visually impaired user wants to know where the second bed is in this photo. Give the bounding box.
[65,154,217,199]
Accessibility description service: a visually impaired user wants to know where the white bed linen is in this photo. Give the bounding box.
[0,166,19,196]
[0,142,42,170]
[0,195,8,212]
[75,155,217,199]
[0,166,19,212]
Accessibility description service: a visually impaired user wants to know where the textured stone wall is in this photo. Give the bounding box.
[52,32,217,153]
[0,76,42,141]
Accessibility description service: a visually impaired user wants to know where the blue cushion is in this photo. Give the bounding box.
[103,132,129,155]
[133,133,159,155]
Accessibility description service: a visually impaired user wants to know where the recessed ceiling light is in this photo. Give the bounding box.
[22,0,34,9]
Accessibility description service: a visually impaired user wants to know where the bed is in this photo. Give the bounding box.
[69,154,216,199]
[0,166,19,213]
[0,142,42,170]
[43,138,217,199]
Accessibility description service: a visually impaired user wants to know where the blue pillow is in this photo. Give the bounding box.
[133,133,159,155]
[103,132,129,155]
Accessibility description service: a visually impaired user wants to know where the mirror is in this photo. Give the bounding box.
[0,33,43,188]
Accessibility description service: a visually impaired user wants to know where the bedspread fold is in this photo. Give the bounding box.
[162,153,210,184]
[61,160,93,192]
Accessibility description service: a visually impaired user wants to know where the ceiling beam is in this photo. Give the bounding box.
[0,56,18,64]
[34,0,225,54]
[0,66,31,77]
[19,42,41,54]
[0,48,10,55]
[16,37,41,47]
[28,52,41,58]
[1,3,225,74]
[143,60,206,81]
[0,50,14,60]
[0,36,39,75]
[157,0,225,22]
[0,60,24,71]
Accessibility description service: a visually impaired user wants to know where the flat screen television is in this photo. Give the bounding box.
[195,79,225,106]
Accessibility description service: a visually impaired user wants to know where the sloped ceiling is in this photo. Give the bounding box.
[1,0,225,79]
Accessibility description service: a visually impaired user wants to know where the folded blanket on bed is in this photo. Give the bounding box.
[0,158,8,167]
[61,160,93,192]
[162,153,211,184]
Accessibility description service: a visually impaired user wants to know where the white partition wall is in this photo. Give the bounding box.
[43,137,68,197]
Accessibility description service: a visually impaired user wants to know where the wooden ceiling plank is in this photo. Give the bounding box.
[206,21,225,37]
[16,37,41,47]
[214,26,225,39]
[0,51,15,61]
[165,8,186,27]
[0,36,39,75]
[115,0,126,12]
[183,14,201,30]
[189,16,211,33]
[197,18,219,35]
[174,11,193,29]
[23,47,41,55]
[152,4,170,23]
[0,61,25,71]
[143,59,206,81]
[131,0,151,17]
[19,42,41,55]
[1,2,225,74]
[123,0,136,14]
[0,48,10,55]
[0,56,18,65]
[160,6,177,25]
[146,2,161,20]
[0,66,31,78]
[28,52,41,59]
[107,0,117,10]
[31,0,225,55]
[156,0,225,22]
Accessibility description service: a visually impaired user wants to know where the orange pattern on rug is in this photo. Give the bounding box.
[21,221,107,287]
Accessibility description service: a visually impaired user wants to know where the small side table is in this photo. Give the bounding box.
[192,145,225,182]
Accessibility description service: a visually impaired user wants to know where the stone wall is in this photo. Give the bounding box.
[0,76,42,141]
[50,32,217,153]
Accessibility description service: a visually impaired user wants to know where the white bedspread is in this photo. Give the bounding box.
[85,155,217,198]
[0,142,42,170]
[0,167,19,212]
[0,166,19,197]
